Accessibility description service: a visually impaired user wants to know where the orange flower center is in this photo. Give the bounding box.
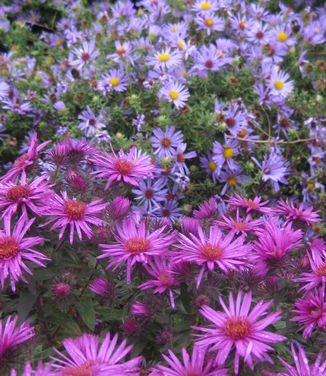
[125,237,150,253]
[205,18,213,27]
[233,222,247,231]
[117,47,126,56]
[64,200,86,220]
[6,185,30,202]
[317,262,326,277]
[199,243,224,261]
[62,362,93,376]
[177,153,185,163]
[0,237,19,260]
[159,272,170,285]
[14,154,29,168]
[225,318,250,340]
[114,159,134,175]
[239,21,246,30]
[161,137,171,148]
[227,176,237,186]
[187,372,201,376]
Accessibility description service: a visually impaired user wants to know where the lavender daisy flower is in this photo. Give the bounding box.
[151,126,184,158]
[193,291,286,374]
[0,316,35,359]
[153,200,182,224]
[158,81,190,110]
[193,44,222,77]
[147,47,182,71]
[192,0,219,13]
[0,81,9,100]
[132,113,145,132]
[0,215,48,292]
[252,151,291,192]
[132,178,168,212]
[98,67,128,94]
[269,69,294,101]
[218,167,248,195]
[71,40,99,70]
[78,105,106,137]
[200,153,221,182]
[213,139,239,171]
[171,143,196,175]
[195,13,225,36]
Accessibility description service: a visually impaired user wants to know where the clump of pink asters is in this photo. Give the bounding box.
[174,224,250,288]
[42,191,106,244]
[274,198,321,225]
[0,315,35,359]
[193,291,286,374]
[98,216,176,283]
[51,332,142,375]
[226,193,270,213]
[0,215,48,292]
[91,145,155,189]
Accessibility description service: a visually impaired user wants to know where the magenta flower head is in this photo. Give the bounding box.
[98,216,176,284]
[10,361,53,376]
[154,345,228,376]
[0,133,50,183]
[181,216,199,236]
[51,332,142,375]
[174,224,250,288]
[193,291,286,374]
[91,146,155,189]
[109,196,130,221]
[226,194,270,214]
[193,198,217,220]
[131,301,153,318]
[42,191,106,244]
[0,315,35,359]
[89,275,114,299]
[274,198,321,225]
[0,215,48,292]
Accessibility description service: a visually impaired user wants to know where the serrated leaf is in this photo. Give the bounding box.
[76,298,95,331]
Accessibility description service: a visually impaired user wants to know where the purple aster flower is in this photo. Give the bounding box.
[71,40,99,70]
[192,0,219,13]
[0,215,47,291]
[98,216,176,283]
[51,332,142,375]
[274,198,321,225]
[0,81,9,100]
[132,178,168,212]
[78,105,106,137]
[89,275,114,299]
[151,126,184,158]
[42,191,106,244]
[0,315,35,359]
[153,200,182,224]
[154,346,228,376]
[223,103,248,136]
[304,21,326,45]
[147,47,182,71]
[171,143,196,175]
[193,44,222,77]
[226,194,270,214]
[193,291,286,374]
[218,167,248,195]
[98,67,128,93]
[213,139,239,172]
[91,146,155,189]
[139,257,179,309]
[132,113,145,132]
[268,69,294,101]
[158,81,190,110]
[252,151,291,192]
[200,152,221,182]
[195,13,225,35]
[174,224,250,288]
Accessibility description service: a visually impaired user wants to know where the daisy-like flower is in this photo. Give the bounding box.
[0,171,53,220]
[192,0,219,13]
[139,257,179,309]
[195,13,225,36]
[98,216,176,284]
[132,178,168,213]
[267,343,326,376]
[0,215,47,292]
[291,286,326,339]
[296,239,326,291]
[151,126,184,158]
[158,81,190,110]
[226,194,270,213]
[216,209,263,237]
[10,361,53,376]
[252,151,291,192]
[71,40,99,70]
[154,346,228,376]
[171,143,197,175]
[252,216,302,277]
[213,139,239,171]
[193,197,217,220]
[200,152,221,183]
[193,291,286,374]
[91,146,155,189]
[78,105,106,137]
[193,44,222,77]
[218,167,248,196]
[274,198,321,225]
[98,67,128,94]
[147,47,182,71]
[174,224,250,288]
[153,200,182,224]
[268,69,294,101]
[42,191,106,244]
[0,133,51,183]
[0,315,35,359]
[51,332,142,375]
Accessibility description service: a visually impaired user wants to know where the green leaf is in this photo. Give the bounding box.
[17,291,38,323]
[76,298,95,331]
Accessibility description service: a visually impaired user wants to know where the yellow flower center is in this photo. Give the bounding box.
[274,80,284,90]
[199,243,224,261]
[110,77,120,86]
[172,24,179,32]
[223,147,233,159]
[227,176,237,186]
[182,70,187,78]
[158,53,170,62]
[208,161,217,171]
[277,31,288,42]
[177,40,183,50]
[315,27,321,33]
[205,18,213,27]
[56,39,62,46]
[225,319,250,340]
[169,91,179,100]
[239,21,246,30]
[64,200,86,220]
[200,1,210,10]
[159,272,170,284]
[125,237,150,254]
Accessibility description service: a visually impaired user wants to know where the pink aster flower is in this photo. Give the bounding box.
[0,133,50,183]
[174,224,250,288]
[252,216,302,277]
[71,40,99,70]
[0,171,54,220]
[51,332,142,375]
[291,286,326,338]
[296,239,326,291]
[154,346,228,376]
[91,146,155,189]
[98,216,176,284]
[139,257,179,309]
[42,191,106,244]
[10,361,53,376]
[0,215,47,292]
[216,209,263,237]
[193,197,217,220]
[274,198,321,225]
[193,291,286,374]
[0,315,35,359]
[226,194,270,214]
